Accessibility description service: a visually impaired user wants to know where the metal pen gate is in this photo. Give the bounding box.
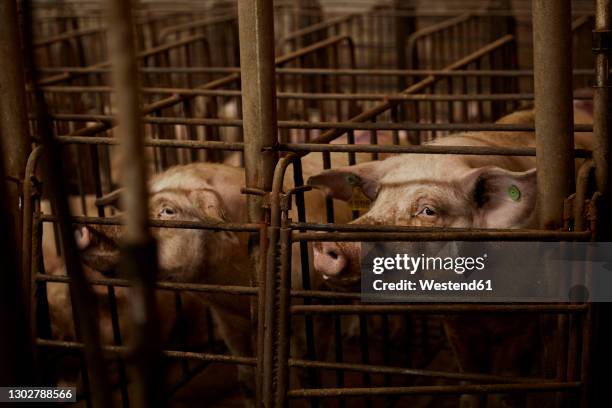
[0,0,609,407]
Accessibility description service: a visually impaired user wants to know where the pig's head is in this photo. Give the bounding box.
[76,163,248,284]
[307,154,537,289]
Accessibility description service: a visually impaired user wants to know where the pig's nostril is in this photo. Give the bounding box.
[74,226,91,250]
[328,250,339,260]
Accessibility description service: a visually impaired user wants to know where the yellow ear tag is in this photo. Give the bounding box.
[345,174,372,211]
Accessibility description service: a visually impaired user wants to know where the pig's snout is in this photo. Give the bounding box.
[313,242,361,291]
[314,242,350,278]
[74,226,91,249]
[75,224,121,274]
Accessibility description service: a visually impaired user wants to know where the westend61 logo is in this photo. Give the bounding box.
[372,253,488,275]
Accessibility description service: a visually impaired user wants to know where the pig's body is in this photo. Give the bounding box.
[308,106,593,407]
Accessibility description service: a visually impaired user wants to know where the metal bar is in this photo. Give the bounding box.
[33,27,105,48]
[288,358,550,383]
[36,274,259,296]
[287,382,581,398]
[41,115,594,133]
[39,87,593,101]
[280,13,357,45]
[291,304,588,315]
[593,0,612,237]
[21,0,113,404]
[39,214,261,231]
[237,0,278,405]
[274,143,591,158]
[35,66,600,76]
[292,231,592,242]
[36,339,257,366]
[0,1,34,384]
[0,0,31,305]
[533,0,575,229]
[104,0,163,406]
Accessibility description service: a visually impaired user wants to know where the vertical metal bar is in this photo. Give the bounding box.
[21,0,112,404]
[593,0,612,235]
[532,0,575,230]
[590,3,612,407]
[237,0,278,405]
[104,1,164,407]
[0,0,31,301]
[0,29,34,387]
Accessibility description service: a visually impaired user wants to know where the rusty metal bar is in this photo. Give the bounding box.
[104,0,163,406]
[592,0,612,236]
[36,86,595,102]
[287,382,581,399]
[279,13,357,46]
[41,114,594,133]
[292,230,592,242]
[288,358,547,384]
[533,0,575,230]
[237,0,278,405]
[36,273,259,296]
[33,27,105,48]
[274,143,591,158]
[36,339,257,366]
[291,304,587,315]
[0,1,34,382]
[0,0,32,331]
[21,0,113,405]
[35,66,600,77]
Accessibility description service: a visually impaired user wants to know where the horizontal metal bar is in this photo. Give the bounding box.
[34,67,598,77]
[288,358,548,384]
[292,230,592,242]
[36,273,360,300]
[38,214,261,232]
[34,86,592,102]
[291,304,588,315]
[36,339,257,366]
[287,382,582,398]
[275,143,592,157]
[55,135,244,150]
[36,274,258,296]
[42,115,593,133]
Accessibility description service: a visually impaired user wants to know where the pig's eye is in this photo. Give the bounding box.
[417,206,436,217]
[159,207,177,217]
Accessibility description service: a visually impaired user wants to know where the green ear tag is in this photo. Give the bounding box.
[508,184,521,201]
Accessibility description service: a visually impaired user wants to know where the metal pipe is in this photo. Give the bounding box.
[104,0,163,406]
[287,382,581,399]
[291,304,587,315]
[21,0,113,404]
[0,0,31,296]
[237,0,278,405]
[593,0,612,237]
[292,230,591,242]
[35,66,601,77]
[532,0,575,229]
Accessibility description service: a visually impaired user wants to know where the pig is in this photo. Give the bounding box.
[73,154,357,405]
[41,197,219,403]
[307,106,593,407]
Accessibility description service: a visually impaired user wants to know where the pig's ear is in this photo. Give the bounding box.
[464,166,537,228]
[307,159,395,201]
